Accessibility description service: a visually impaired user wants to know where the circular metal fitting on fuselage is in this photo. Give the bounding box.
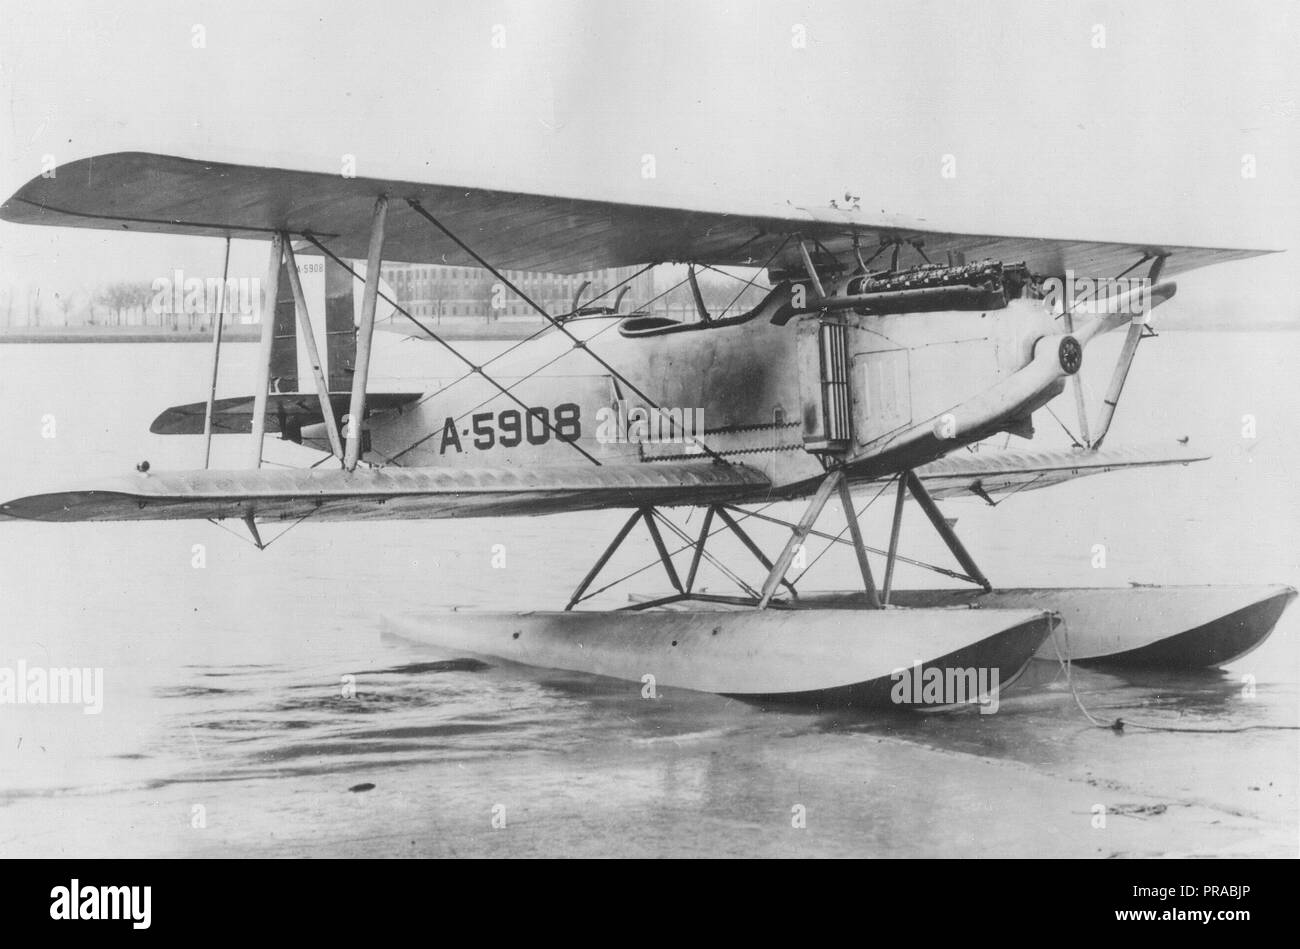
[1058,335,1083,374]
[1031,333,1084,375]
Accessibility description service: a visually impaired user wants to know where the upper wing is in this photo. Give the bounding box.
[913,444,1208,501]
[1,151,1275,278]
[0,461,771,522]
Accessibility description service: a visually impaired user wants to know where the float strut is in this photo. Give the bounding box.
[715,506,797,599]
[720,504,971,583]
[641,508,684,594]
[903,471,992,593]
[565,509,643,610]
[757,469,842,608]
[683,506,716,593]
[881,475,906,604]
[651,510,760,600]
[836,475,882,608]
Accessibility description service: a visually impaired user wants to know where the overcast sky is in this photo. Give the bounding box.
[1,0,1296,317]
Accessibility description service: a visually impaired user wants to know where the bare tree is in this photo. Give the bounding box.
[94,281,156,327]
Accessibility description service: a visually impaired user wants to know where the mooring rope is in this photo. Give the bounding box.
[1048,623,1300,733]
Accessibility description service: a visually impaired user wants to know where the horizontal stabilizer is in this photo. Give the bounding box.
[150,392,421,436]
[913,443,1209,501]
[0,462,771,523]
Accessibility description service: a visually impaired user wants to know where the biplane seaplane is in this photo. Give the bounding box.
[1,152,1293,709]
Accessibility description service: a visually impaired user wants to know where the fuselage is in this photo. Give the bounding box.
[355,276,1076,496]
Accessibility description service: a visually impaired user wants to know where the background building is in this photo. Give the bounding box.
[0,261,780,336]
[379,263,658,322]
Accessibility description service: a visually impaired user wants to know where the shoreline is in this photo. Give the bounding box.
[3,322,1297,344]
[0,323,551,344]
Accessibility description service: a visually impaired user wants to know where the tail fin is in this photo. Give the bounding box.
[270,260,298,392]
[324,256,356,391]
[268,253,357,394]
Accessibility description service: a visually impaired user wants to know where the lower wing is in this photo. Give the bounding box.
[0,462,772,522]
[912,444,1208,502]
[0,445,1201,523]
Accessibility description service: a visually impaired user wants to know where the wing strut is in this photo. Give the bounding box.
[1058,255,1153,446]
[1091,255,1168,449]
[344,196,389,470]
[281,234,345,462]
[247,220,368,468]
[248,233,285,468]
[202,236,232,468]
